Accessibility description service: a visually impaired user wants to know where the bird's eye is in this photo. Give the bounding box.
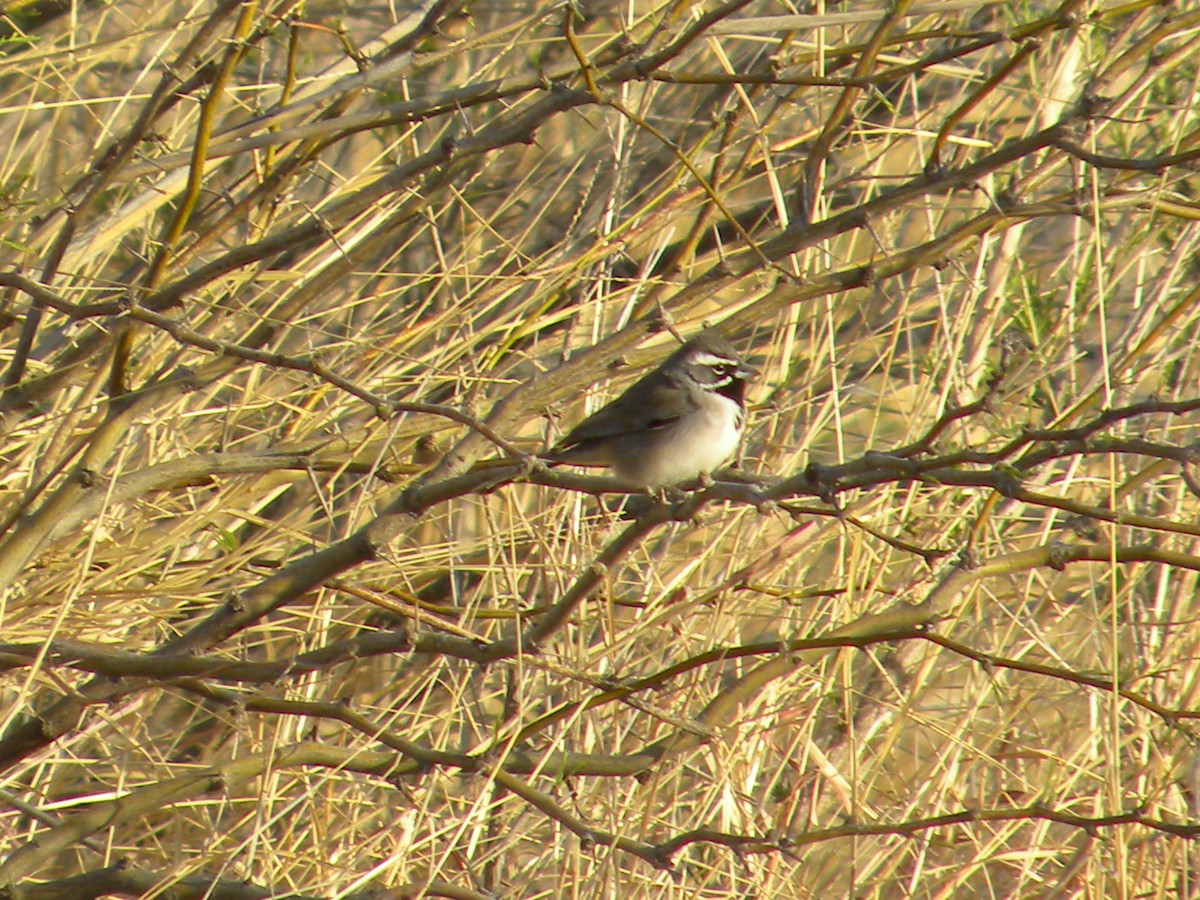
[713,363,733,376]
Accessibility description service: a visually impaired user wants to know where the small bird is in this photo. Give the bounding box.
[547,332,757,488]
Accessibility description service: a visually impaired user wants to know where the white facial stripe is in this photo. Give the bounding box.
[691,351,737,368]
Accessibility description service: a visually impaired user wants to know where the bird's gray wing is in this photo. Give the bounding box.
[556,371,694,447]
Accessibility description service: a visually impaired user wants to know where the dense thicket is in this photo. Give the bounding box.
[1,1,1199,896]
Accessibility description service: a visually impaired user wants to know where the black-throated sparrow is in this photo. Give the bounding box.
[547,333,757,488]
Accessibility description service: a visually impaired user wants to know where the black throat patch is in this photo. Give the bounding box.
[715,377,746,405]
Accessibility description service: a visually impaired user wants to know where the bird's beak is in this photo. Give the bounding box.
[737,360,760,379]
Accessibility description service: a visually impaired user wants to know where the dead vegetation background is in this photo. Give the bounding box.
[0,0,1199,896]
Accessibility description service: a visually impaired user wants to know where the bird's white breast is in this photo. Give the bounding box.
[685,393,744,473]
[613,392,744,488]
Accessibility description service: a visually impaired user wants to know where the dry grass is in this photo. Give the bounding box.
[1,0,1199,896]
